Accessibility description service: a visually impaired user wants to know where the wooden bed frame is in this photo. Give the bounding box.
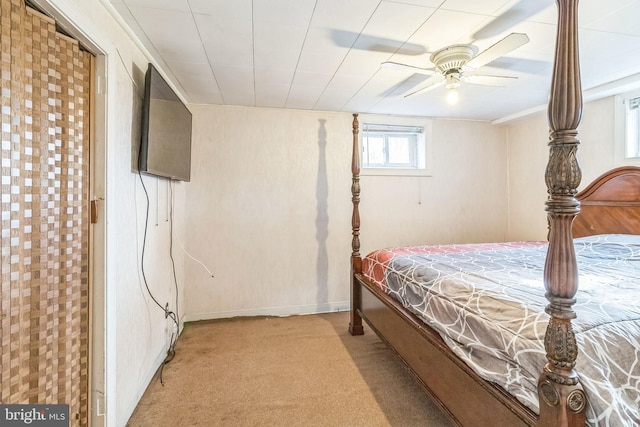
[348,1,640,426]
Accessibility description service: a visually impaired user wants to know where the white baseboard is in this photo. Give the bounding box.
[182,301,350,323]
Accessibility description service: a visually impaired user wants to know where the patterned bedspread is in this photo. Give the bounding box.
[362,234,640,426]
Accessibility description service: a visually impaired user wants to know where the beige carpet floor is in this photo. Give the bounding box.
[126,311,454,426]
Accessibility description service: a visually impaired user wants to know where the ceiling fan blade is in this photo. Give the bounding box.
[463,74,518,86]
[381,61,436,76]
[403,77,444,98]
[466,33,530,69]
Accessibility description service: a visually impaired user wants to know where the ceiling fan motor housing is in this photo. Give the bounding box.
[444,71,461,89]
[430,44,478,74]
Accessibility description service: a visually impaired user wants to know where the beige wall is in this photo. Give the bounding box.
[185,106,352,318]
[360,118,509,254]
[185,106,508,321]
[505,96,620,240]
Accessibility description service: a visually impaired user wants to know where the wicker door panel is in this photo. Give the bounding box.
[1,1,91,425]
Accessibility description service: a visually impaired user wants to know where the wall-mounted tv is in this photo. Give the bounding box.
[139,63,192,182]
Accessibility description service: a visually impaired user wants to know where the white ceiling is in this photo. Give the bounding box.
[104,0,640,122]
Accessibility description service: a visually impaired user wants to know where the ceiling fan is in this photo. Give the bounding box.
[381,33,530,103]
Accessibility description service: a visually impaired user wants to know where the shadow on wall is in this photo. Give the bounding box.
[316,119,329,306]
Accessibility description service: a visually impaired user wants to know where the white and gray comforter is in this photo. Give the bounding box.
[363,234,640,426]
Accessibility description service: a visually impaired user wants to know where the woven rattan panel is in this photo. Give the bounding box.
[1,1,91,425]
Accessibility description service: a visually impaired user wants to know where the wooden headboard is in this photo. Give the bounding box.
[573,166,640,237]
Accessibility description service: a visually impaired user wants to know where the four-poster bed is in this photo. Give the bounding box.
[348,1,640,426]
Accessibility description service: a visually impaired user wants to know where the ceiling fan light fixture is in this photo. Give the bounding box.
[446,88,459,105]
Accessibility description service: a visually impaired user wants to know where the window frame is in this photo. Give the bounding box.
[358,114,432,177]
[615,90,640,165]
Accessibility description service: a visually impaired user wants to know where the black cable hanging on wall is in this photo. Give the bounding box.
[138,170,179,385]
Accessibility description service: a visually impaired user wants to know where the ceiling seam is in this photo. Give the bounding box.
[186,0,225,104]
[284,0,319,110]
[310,0,385,111]
[252,0,256,106]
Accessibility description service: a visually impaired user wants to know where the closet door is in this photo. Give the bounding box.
[0,1,92,425]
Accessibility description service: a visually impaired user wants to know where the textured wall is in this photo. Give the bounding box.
[505,97,618,241]
[185,105,509,321]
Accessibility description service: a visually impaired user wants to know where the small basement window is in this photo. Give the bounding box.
[625,95,640,158]
[360,117,431,176]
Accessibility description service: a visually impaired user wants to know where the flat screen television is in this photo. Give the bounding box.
[139,63,192,182]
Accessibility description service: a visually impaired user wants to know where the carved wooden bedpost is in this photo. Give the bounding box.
[538,0,587,425]
[349,113,364,335]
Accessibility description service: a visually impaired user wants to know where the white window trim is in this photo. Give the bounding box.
[615,90,640,166]
[358,114,433,177]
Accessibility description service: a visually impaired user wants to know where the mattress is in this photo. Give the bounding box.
[362,234,640,426]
